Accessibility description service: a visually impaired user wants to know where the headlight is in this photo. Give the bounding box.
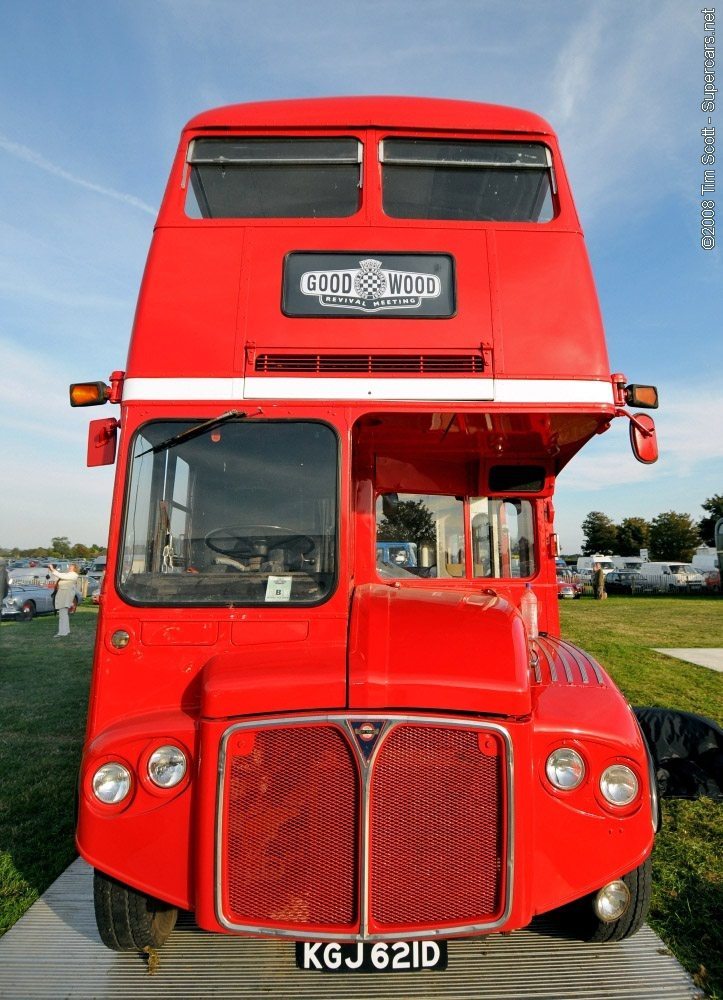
[600,764,639,805]
[5,597,17,606]
[546,748,585,790]
[148,745,187,788]
[594,880,630,921]
[92,763,131,804]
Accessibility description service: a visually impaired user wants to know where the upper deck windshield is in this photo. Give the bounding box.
[186,137,362,218]
[381,139,554,221]
[119,420,337,606]
[183,134,554,222]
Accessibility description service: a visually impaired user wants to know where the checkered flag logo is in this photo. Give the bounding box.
[354,258,387,299]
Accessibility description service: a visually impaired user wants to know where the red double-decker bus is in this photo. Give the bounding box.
[72,96,661,971]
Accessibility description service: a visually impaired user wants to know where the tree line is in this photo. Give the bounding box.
[580,495,722,562]
[0,536,106,560]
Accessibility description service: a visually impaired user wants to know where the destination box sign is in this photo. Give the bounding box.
[283,253,455,318]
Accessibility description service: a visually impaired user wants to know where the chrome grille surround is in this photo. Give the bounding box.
[215,714,514,941]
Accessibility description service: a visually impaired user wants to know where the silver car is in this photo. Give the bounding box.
[1,581,79,621]
[2,582,55,620]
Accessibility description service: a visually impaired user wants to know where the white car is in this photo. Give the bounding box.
[636,562,705,591]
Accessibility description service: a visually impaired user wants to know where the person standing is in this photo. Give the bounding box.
[48,562,79,637]
[592,561,606,600]
[0,558,8,604]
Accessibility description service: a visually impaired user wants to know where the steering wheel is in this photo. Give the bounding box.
[204,524,316,560]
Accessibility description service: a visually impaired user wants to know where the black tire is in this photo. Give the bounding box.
[554,858,652,943]
[93,869,178,952]
[20,600,35,622]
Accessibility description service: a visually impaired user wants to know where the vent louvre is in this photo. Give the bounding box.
[254,353,484,375]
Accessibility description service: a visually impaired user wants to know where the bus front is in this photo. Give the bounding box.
[73,97,658,966]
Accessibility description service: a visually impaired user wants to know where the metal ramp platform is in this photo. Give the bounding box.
[0,860,702,999]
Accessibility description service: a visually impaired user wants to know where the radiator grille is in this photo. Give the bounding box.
[224,726,358,927]
[370,725,503,926]
[220,719,507,936]
[254,353,484,374]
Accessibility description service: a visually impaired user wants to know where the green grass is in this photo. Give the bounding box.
[561,597,723,998]
[0,597,721,996]
[0,605,94,935]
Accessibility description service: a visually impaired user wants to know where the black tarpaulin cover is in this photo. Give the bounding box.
[634,707,723,799]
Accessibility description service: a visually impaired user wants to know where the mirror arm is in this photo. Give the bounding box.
[615,408,653,438]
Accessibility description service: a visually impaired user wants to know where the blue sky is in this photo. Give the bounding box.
[0,0,720,552]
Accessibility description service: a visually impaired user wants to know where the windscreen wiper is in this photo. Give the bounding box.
[137,410,247,458]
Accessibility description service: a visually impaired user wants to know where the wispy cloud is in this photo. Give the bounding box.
[0,133,156,216]
[547,1,693,218]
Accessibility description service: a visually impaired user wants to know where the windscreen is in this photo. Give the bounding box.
[186,137,361,218]
[382,138,554,221]
[120,420,337,606]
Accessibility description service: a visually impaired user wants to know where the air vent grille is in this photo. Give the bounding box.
[254,354,484,375]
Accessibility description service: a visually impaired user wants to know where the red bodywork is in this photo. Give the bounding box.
[76,97,655,941]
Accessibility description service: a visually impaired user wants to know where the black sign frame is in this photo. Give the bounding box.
[282,252,456,319]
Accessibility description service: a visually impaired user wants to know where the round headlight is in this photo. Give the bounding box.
[546,748,585,790]
[148,745,187,788]
[594,880,630,921]
[600,764,639,805]
[92,763,131,804]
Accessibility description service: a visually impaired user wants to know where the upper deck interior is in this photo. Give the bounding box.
[126,96,613,414]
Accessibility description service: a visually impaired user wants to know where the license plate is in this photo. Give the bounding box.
[295,939,448,972]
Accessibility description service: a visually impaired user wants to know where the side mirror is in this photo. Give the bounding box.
[382,493,399,518]
[629,413,658,464]
[87,418,119,467]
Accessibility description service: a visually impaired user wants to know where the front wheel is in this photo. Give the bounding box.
[93,869,178,952]
[553,858,652,942]
[20,600,35,621]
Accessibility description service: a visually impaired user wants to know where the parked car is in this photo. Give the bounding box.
[8,564,54,587]
[576,555,615,575]
[85,555,107,593]
[556,573,581,599]
[636,562,705,591]
[3,582,54,621]
[2,580,81,621]
[605,570,651,594]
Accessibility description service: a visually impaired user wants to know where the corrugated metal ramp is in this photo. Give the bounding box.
[0,860,702,999]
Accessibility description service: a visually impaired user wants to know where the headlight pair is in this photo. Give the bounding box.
[91,745,187,805]
[545,748,639,806]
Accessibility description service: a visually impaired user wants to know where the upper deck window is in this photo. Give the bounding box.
[186,137,362,218]
[381,139,554,222]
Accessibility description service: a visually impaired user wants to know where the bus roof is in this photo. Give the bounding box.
[184,95,555,136]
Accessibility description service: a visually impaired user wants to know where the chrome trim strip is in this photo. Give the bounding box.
[587,655,605,685]
[215,713,515,941]
[631,708,660,835]
[558,640,589,685]
[558,646,574,684]
[541,640,559,683]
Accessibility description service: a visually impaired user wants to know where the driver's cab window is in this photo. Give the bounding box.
[375,493,535,581]
[375,494,464,579]
[470,498,535,578]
